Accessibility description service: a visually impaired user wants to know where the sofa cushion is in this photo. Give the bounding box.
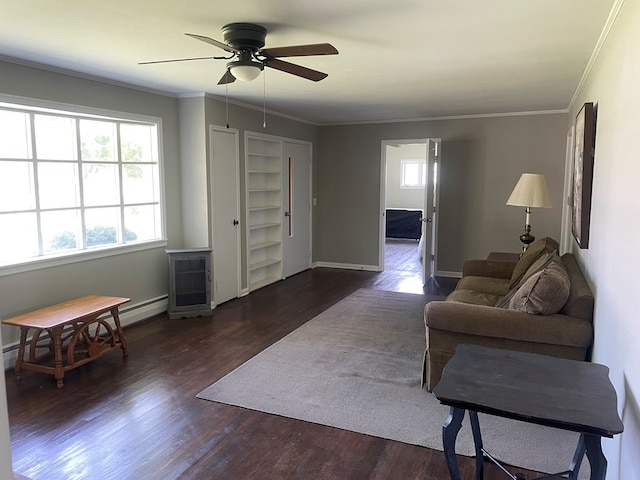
[447,288,503,307]
[456,275,511,297]
[509,259,570,315]
[509,237,560,288]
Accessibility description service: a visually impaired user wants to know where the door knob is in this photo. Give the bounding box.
[284,211,290,217]
[233,219,239,226]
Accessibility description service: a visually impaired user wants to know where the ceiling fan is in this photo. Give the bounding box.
[140,22,338,84]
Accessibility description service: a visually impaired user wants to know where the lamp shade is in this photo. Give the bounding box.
[506,173,552,208]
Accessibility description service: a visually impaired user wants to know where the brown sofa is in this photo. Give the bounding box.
[422,237,594,391]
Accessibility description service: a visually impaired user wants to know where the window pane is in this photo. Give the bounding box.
[82,163,120,206]
[38,162,80,209]
[403,163,421,186]
[34,115,76,160]
[0,212,38,262]
[120,124,157,162]
[80,120,117,162]
[124,204,160,242]
[0,102,163,267]
[122,164,159,204]
[0,161,36,212]
[85,207,120,247]
[0,111,31,159]
[42,209,81,254]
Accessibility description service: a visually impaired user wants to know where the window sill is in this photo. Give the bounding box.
[0,239,168,277]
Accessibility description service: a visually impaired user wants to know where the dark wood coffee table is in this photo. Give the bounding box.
[432,345,623,480]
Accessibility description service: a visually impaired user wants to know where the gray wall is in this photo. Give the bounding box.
[0,60,181,349]
[316,114,568,273]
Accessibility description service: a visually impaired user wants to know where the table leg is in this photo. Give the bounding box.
[110,307,128,359]
[468,410,484,480]
[568,433,586,480]
[442,406,465,480]
[584,434,607,480]
[51,326,65,389]
[568,433,607,480]
[14,327,29,381]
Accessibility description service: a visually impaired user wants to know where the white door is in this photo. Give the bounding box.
[210,126,241,305]
[422,139,439,282]
[282,141,312,277]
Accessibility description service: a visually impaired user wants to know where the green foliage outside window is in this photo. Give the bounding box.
[50,226,137,250]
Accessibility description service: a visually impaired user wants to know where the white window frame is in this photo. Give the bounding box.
[400,159,427,189]
[0,95,167,277]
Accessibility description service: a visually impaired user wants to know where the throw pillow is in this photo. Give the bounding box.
[509,259,570,315]
[509,237,560,288]
[495,250,558,308]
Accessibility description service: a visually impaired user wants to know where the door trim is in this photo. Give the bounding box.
[379,138,441,281]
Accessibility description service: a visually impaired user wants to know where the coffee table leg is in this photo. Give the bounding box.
[110,307,128,359]
[51,326,65,389]
[584,434,606,480]
[14,327,28,381]
[442,406,465,480]
[468,410,484,480]
[568,433,585,479]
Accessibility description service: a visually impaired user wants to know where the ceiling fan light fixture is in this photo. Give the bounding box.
[228,57,263,82]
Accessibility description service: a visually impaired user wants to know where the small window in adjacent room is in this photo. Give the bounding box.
[401,159,426,189]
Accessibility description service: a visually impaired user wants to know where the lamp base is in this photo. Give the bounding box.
[519,225,535,256]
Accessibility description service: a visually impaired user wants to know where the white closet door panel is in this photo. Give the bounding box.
[210,127,240,305]
[282,141,312,278]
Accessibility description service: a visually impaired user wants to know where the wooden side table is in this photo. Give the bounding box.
[432,345,624,480]
[2,295,130,388]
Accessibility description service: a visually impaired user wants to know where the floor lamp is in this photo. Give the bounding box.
[506,173,552,253]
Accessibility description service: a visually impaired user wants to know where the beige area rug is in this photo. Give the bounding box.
[198,288,589,478]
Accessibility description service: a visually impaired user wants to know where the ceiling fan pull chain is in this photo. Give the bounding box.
[263,69,267,129]
[225,71,230,128]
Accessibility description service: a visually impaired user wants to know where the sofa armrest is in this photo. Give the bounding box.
[462,259,516,279]
[425,301,592,348]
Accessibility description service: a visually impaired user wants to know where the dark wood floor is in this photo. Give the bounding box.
[5,241,547,479]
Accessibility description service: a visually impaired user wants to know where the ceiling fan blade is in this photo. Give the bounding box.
[265,58,328,82]
[139,56,221,65]
[261,43,338,58]
[185,33,240,54]
[217,70,237,85]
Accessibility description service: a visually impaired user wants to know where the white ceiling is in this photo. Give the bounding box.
[0,0,615,125]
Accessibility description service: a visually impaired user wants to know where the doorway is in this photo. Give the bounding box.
[380,139,440,291]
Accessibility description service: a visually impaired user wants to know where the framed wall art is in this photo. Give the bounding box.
[571,102,595,249]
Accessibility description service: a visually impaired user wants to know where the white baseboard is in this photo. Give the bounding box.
[435,270,463,278]
[2,296,168,371]
[310,262,460,278]
[312,261,381,272]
